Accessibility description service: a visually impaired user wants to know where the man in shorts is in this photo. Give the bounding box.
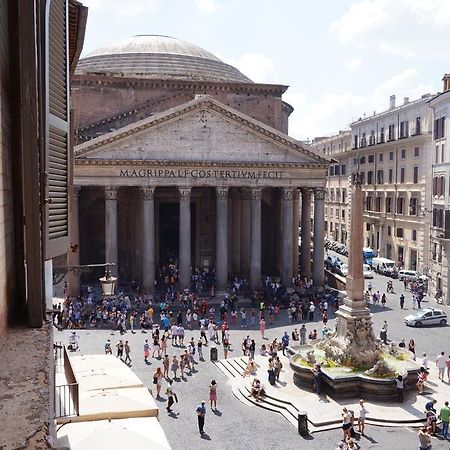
[436,351,446,381]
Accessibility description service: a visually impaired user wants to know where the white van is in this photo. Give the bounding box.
[372,257,396,277]
[398,269,419,282]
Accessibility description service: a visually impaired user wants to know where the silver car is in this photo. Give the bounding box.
[404,308,447,327]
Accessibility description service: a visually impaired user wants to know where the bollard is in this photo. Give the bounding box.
[298,411,309,436]
[210,345,218,362]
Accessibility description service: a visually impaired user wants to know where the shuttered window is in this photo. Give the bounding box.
[46,0,70,259]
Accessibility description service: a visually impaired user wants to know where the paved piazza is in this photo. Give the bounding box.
[59,269,450,449]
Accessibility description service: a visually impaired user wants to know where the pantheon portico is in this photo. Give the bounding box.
[70,36,329,294]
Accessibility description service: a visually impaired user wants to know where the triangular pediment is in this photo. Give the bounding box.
[75,96,330,166]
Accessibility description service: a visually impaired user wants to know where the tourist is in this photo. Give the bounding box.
[116,340,124,360]
[447,355,450,382]
[425,401,437,434]
[439,401,450,439]
[281,331,289,356]
[274,356,282,382]
[398,339,406,348]
[209,380,217,409]
[308,329,317,340]
[399,293,405,309]
[259,343,267,356]
[166,380,178,413]
[171,355,179,379]
[422,353,429,370]
[153,367,164,398]
[341,407,352,441]
[267,358,276,385]
[197,339,204,361]
[242,358,256,377]
[144,339,150,363]
[240,308,247,327]
[418,426,432,450]
[292,328,299,342]
[311,364,322,395]
[308,302,315,321]
[104,339,112,355]
[223,338,230,359]
[196,401,207,435]
[259,318,266,340]
[152,333,161,359]
[300,324,307,345]
[357,399,368,435]
[436,351,446,381]
[408,339,416,359]
[249,378,262,401]
[417,367,428,394]
[163,354,170,378]
[396,374,404,403]
[124,340,131,365]
[381,293,386,307]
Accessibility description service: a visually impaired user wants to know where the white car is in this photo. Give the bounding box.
[404,308,447,327]
[338,264,348,277]
[363,264,374,279]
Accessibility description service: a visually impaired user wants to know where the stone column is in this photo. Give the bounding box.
[300,188,312,278]
[292,188,300,276]
[141,186,155,294]
[231,190,241,275]
[179,187,192,290]
[105,186,118,276]
[250,187,262,288]
[67,185,81,298]
[240,189,251,277]
[216,186,229,291]
[281,187,294,287]
[313,187,326,287]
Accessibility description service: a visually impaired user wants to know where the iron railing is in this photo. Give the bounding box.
[54,344,79,418]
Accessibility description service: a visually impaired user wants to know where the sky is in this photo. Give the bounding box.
[79,0,450,140]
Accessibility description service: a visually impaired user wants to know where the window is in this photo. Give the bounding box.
[434,116,446,140]
[415,116,421,135]
[366,223,371,231]
[412,229,417,241]
[334,165,340,176]
[433,208,444,228]
[399,120,409,138]
[368,154,375,164]
[354,135,358,149]
[396,228,404,238]
[341,210,345,220]
[366,196,373,211]
[442,144,445,163]
[342,189,346,203]
[369,130,375,145]
[389,151,394,161]
[401,149,406,159]
[329,166,334,176]
[432,243,437,261]
[341,164,346,175]
[413,166,419,184]
[409,197,418,216]
[367,171,373,184]
[400,167,405,183]
[379,127,385,143]
[397,197,405,214]
[387,226,392,236]
[388,124,395,141]
[414,147,419,157]
[376,196,382,212]
[386,196,392,213]
[360,156,366,164]
[360,172,365,184]
[360,133,367,147]
[388,168,393,184]
[377,170,384,184]
[379,153,383,162]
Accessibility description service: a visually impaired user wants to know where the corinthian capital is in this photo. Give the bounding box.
[282,187,294,201]
[178,186,192,200]
[300,187,313,201]
[141,186,155,200]
[105,186,118,200]
[216,186,229,199]
[250,187,262,200]
[314,187,326,201]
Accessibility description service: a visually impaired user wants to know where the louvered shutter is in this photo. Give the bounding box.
[46,0,70,259]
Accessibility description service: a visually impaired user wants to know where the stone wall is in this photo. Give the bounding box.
[0,1,16,341]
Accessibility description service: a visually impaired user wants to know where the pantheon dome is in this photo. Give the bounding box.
[76,35,253,83]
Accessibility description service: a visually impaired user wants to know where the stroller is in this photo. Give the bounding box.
[67,331,79,352]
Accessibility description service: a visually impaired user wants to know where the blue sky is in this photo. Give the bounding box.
[80,0,450,140]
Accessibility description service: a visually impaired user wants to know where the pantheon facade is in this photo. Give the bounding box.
[71,35,329,293]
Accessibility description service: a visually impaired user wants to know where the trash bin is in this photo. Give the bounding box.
[210,345,218,362]
[298,411,309,436]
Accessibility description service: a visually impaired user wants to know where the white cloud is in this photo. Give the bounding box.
[345,58,363,71]
[82,0,160,16]
[330,0,450,57]
[287,69,436,140]
[222,52,278,83]
[193,0,220,13]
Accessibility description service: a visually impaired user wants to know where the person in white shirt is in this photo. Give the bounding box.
[436,351,447,381]
[357,399,369,435]
[422,353,429,370]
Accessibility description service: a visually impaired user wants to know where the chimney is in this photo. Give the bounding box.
[403,97,409,105]
[443,74,450,92]
[389,95,396,109]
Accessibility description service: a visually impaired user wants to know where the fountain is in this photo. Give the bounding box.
[290,165,419,399]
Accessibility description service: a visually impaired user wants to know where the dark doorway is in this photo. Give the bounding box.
[159,202,179,265]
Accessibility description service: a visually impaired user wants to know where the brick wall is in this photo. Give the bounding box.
[0,2,16,341]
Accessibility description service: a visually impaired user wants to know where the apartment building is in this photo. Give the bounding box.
[311,131,352,245]
[429,75,450,305]
[350,94,434,273]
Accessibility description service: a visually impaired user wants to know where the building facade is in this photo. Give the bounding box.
[71,36,329,293]
[429,75,450,305]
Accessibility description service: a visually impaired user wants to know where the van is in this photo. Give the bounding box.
[372,257,396,277]
[398,269,419,282]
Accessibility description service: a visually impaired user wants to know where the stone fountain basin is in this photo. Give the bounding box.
[289,345,420,400]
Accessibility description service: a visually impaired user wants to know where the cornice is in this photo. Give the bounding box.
[74,97,331,165]
[74,158,329,170]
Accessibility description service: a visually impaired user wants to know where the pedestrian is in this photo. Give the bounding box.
[422,353,429,370]
[417,294,422,309]
[197,338,204,361]
[357,399,368,436]
[171,355,179,379]
[144,339,150,363]
[412,295,417,310]
[223,338,230,359]
[418,426,432,450]
[311,364,322,395]
[249,339,256,360]
[259,318,266,340]
[399,293,405,309]
[129,313,135,334]
[417,367,428,394]
[408,339,416,359]
[240,308,247,327]
[153,367,164,398]
[166,380,178,413]
[379,325,387,345]
[308,302,315,321]
[300,324,307,345]
[209,380,217,409]
[367,281,372,293]
[163,354,170,378]
[381,293,386,307]
[104,339,112,355]
[447,354,450,382]
[342,407,352,441]
[160,334,167,356]
[396,374,404,403]
[274,355,282,382]
[124,340,131,364]
[436,351,446,381]
[116,340,124,360]
[281,331,289,356]
[439,401,450,439]
[196,401,207,435]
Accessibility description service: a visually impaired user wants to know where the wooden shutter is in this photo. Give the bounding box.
[46,0,70,259]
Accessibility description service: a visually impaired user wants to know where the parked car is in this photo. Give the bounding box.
[404,308,447,327]
[371,257,397,277]
[398,269,419,282]
[336,263,348,277]
[363,264,374,279]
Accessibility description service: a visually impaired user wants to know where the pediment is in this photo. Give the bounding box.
[75,97,330,166]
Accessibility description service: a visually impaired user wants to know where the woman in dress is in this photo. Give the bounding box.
[408,339,416,360]
[171,355,179,379]
[223,338,230,359]
[153,367,164,397]
[273,356,282,382]
[160,334,167,356]
[259,318,266,339]
[209,379,217,409]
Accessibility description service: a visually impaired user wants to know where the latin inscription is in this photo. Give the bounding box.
[119,168,284,180]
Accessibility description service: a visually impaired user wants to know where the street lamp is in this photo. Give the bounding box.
[99,265,117,296]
